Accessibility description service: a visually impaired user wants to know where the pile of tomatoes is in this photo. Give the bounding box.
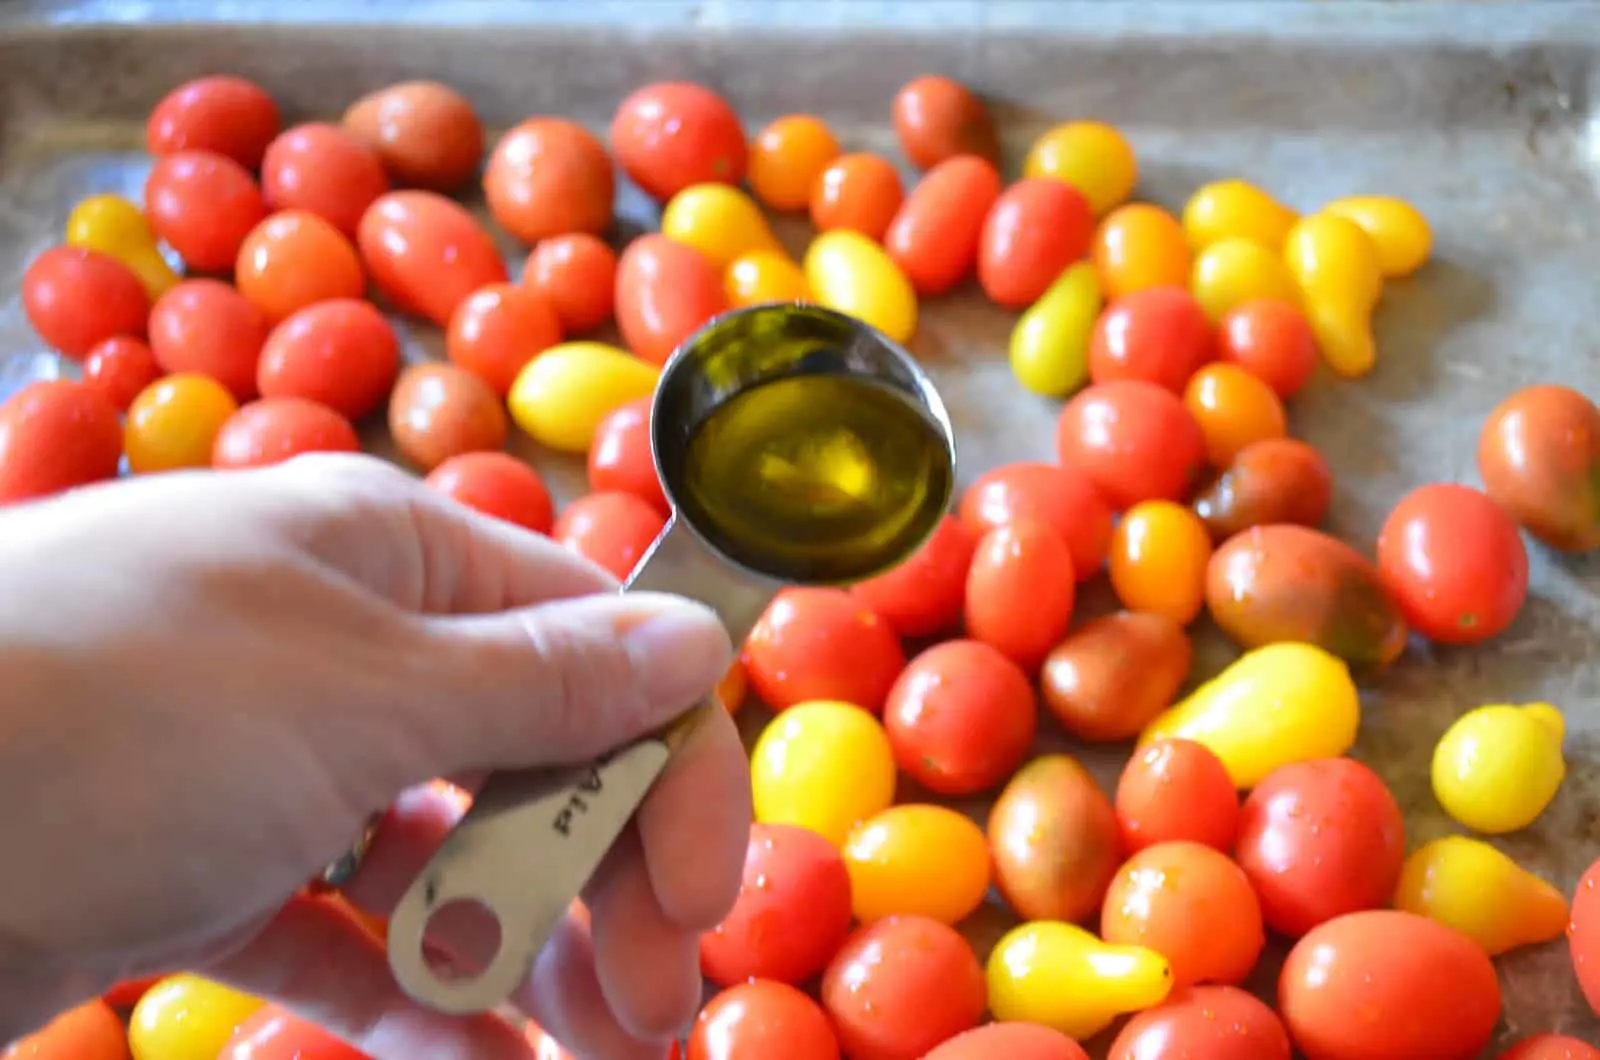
[4,67,1600,1060]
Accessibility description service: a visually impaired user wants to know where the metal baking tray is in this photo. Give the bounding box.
[2,0,1597,1052]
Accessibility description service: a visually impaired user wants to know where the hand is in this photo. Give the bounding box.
[0,454,750,1059]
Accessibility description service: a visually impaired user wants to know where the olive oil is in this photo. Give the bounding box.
[675,371,953,584]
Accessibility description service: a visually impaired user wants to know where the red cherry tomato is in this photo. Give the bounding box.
[211,397,360,469]
[217,1006,366,1060]
[388,362,508,472]
[1501,1037,1600,1060]
[358,191,509,327]
[588,396,668,515]
[978,177,1096,309]
[883,638,1036,797]
[146,75,281,169]
[810,153,905,241]
[525,232,618,335]
[1235,757,1406,939]
[1376,482,1529,646]
[1279,910,1500,1060]
[3,1000,130,1060]
[256,299,399,421]
[552,490,668,580]
[884,155,1003,297]
[1217,299,1318,398]
[958,460,1113,580]
[261,122,389,237]
[83,336,162,413]
[965,520,1076,671]
[923,1023,1088,1060]
[1108,985,1292,1060]
[21,245,148,359]
[235,210,367,325]
[1115,738,1239,854]
[147,279,269,401]
[741,587,907,713]
[615,234,728,366]
[688,981,841,1060]
[849,514,974,639]
[611,82,749,202]
[342,80,485,193]
[1056,380,1207,511]
[820,916,986,1060]
[891,75,1000,171]
[446,283,563,397]
[101,974,163,1009]
[484,118,615,243]
[424,452,555,535]
[1089,286,1215,392]
[0,380,123,505]
[1571,855,1600,1017]
[144,149,267,273]
[700,822,854,988]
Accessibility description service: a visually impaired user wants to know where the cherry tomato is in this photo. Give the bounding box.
[749,114,841,212]
[1115,738,1239,854]
[217,1006,366,1060]
[342,80,483,192]
[129,974,264,1060]
[978,178,1096,309]
[988,753,1123,923]
[257,298,399,420]
[884,638,1036,796]
[1089,286,1214,392]
[821,916,986,1060]
[611,82,748,202]
[689,981,840,1060]
[1024,121,1138,216]
[1573,855,1600,1017]
[1502,1038,1600,1060]
[359,190,508,326]
[0,380,122,504]
[4,1000,130,1060]
[387,362,507,471]
[588,396,668,515]
[235,210,366,325]
[884,155,1002,296]
[1217,299,1318,398]
[614,233,728,366]
[843,803,990,925]
[1093,202,1192,300]
[1056,380,1207,511]
[849,513,974,638]
[716,660,748,715]
[446,283,563,397]
[84,336,162,412]
[891,75,1000,170]
[102,974,164,1009]
[211,397,360,469]
[1235,757,1407,938]
[742,587,906,713]
[484,118,614,243]
[923,1023,1089,1060]
[1183,362,1288,468]
[425,452,555,535]
[1376,482,1529,645]
[21,245,149,358]
[1478,384,1600,553]
[1041,611,1192,743]
[261,122,389,238]
[1191,437,1334,541]
[125,372,240,474]
[959,460,1111,580]
[810,152,905,240]
[552,490,667,579]
[524,232,618,335]
[147,279,268,400]
[1109,499,1212,624]
[1108,985,1292,1060]
[751,700,897,845]
[1279,910,1501,1060]
[143,150,265,276]
[700,822,853,987]
[965,520,1076,670]
[146,75,280,169]
[726,251,810,307]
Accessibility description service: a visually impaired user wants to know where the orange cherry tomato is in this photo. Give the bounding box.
[234,209,366,326]
[1115,739,1240,854]
[1109,499,1212,624]
[611,82,748,202]
[1093,203,1192,300]
[884,155,1002,296]
[587,395,669,515]
[965,520,1076,671]
[924,1024,1088,1060]
[425,451,555,535]
[810,152,905,241]
[484,118,614,243]
[358,190,509,327]
[261,122,389,238]
[388,362,508,472]
[83,335,162,412]
[211,397,360,469]
[3,1000,130,1060]
[144,150,266,274]
[1109,985,1291,1060]
[524,232,618,335]
[1089,286,1214,392]
[1183,362,1289,468]
[446,283,563,396]
[726,251,811,307]
[124,373,239,474]
[552,490,668,579]
[742,587,907,713]
[146,75,281,169]
[147,279,269,401]
[849,513,974,639]
[891,75,1000,170]
[958,460,1113,580]
[256,298,399,421]
[217,1005,366,1060]
[884,638,1036,797]
[614,233,728,366]
[1501,1037,1600,1060]
[21,245,149,359]
[749,114,841,212]
[978,177,1096,309]
[1572,855,1600,1017]
[715,660,748,715]
[0,379,122,505]
[1217,298,1318,398]
[341,80,484,192]
[1056,380,1207,511]
[689,981,841,1060]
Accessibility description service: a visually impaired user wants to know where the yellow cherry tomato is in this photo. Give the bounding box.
[1092,202,1191,300]
[661,183,784,271]
[1008,261,1101,397]
[1394,835,1570,956]
[124,372,239,473]
[1283,212,1384,312]
[65,193,181,300]
[507,341,659,454]
[750,699,897,846]
[129,974,263,1060]
[1022,121,1138,216]
[802,229,918,345]
[1305,297,1377,379]
[1181,179,1297,252]
[1189,236,1299,324]
[842,803,990,926]
[1322,194,1432,278]
[1431,702,1566,834]
[987,920,1173,1040]
[1109,500,1212,625]
[1141,641,1360,788]
[725,250,811,308]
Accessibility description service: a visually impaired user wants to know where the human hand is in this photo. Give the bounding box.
[0,453,750,1059]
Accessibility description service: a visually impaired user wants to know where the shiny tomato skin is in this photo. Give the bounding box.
[3,1000,130,1060]
[387,362,508,472]
[484,118,614,243]
[1477,384,1600,553]
[1376,482,1529,645]
[261,122,390,238]
[445,282,564,397]
[144,149,267,274]
[234,209,367,326]
[257,298,400,421]
[587,396,669,515]
[1108,985,1291,1060]
[1056,380,1207,511]
[742,587,906,713]
[884,155,1002,297]
[357,190,509,327]
[342,79,484,192]
[849,514,975,639]
[1571,855,1600,1017]
[211,397,360,469]
[688,981,841,1060]
[964,520,1076,671]
[1115,738,1239,854]
[21,245,149,359]
[552,490,668,580]
[1089,286,1215,392]
[146,75,280,169]
[978,177,1096,309]
[525,232,618,335]
[923,1023,1087,1060]
[147,278,269,401]
[611,82,747,202]
[614,233,728,367]
[959,460,1113,580]
[1499,1037,1600,1060]
[217,1006,367,1060]
[425,452,555,535]
[0,380,123,505]
[83,336,163,413]
[890,75,1000,171]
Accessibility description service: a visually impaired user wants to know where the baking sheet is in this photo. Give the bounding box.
[2,0,1599,1053]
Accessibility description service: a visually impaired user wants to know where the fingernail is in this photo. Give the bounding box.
[621,595,733,708]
